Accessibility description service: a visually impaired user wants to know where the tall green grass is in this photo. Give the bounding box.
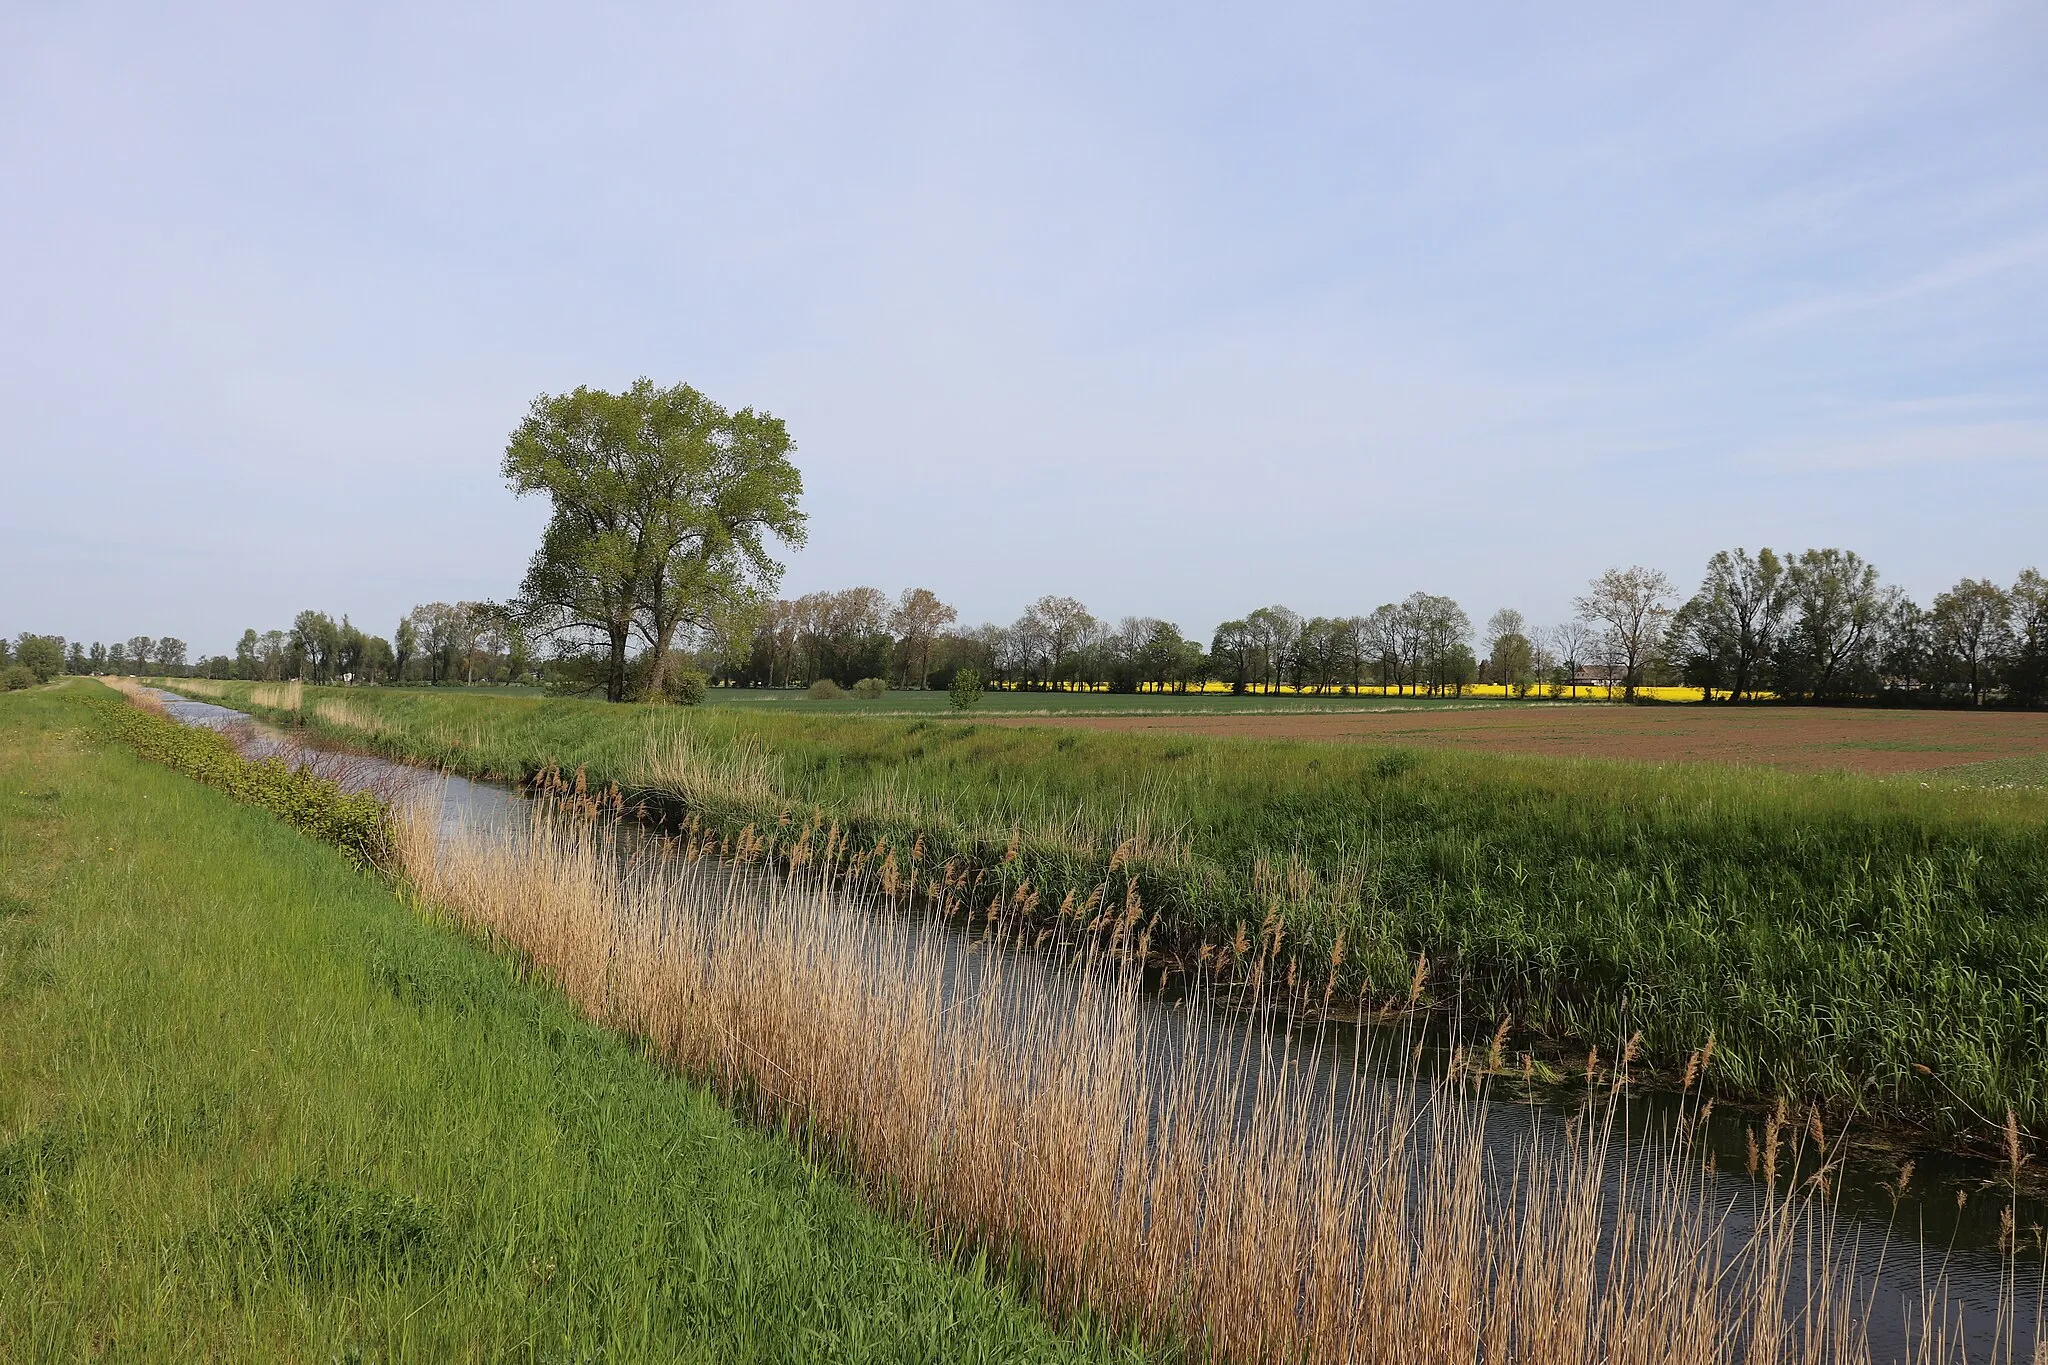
[165,681,2048,1141]
[0,684,1132,1361]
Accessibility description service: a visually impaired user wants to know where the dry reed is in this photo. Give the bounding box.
[387,798,2038,1365]
[312,696,395,737]
[97,675,164,708]
[251,680,304,711]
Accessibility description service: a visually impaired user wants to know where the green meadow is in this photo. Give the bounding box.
[166,680,2048,1144]
[0,682,1131,1363]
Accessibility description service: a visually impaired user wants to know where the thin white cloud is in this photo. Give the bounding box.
[1745,233,2048,334]
[1738,419,2048,471]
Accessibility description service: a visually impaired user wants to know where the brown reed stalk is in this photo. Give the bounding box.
[391,797,2016,1365]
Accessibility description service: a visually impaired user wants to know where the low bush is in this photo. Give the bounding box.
[0,666,34,692]
[851,677,888,699]
[89,694,389,867]
[949,668,983,710]
[806,679,846,700]
[661,667,710,706]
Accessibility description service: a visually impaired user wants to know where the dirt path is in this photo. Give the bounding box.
[970,704,2048,774]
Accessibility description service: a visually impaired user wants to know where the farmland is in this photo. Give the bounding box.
[159,679,2048,1147]
[969,700,2048,777]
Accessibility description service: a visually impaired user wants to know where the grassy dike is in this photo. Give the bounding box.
[0,683,1134,1363]
[163,680,2048,1145]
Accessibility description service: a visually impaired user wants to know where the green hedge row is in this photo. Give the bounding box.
[90,694,391,867]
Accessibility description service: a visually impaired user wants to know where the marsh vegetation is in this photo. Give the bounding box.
[171,679,2048,1152]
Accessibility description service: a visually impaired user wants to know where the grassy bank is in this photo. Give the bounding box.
[162,680,2048,1142]
[0,682,1127,1362]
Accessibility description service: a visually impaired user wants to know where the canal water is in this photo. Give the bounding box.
[146,688,2044,1360]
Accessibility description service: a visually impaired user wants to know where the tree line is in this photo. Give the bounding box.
[11,549,2043,708]
[3,632,190,689]
[0,603,532,689]
[704,552,2048,707]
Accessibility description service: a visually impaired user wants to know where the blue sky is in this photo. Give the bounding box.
[3,2,2043,656]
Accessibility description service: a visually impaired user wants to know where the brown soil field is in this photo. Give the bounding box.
[975,705,2048,775]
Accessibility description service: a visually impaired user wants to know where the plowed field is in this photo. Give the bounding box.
[974,704,2048,775]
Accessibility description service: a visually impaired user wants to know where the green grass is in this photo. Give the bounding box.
[163,681,2048,1143]
[0,682,1136,1362]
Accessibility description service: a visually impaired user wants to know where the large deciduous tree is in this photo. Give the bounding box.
[1021,596,1097,690]
[1774,549,1884,700]
[13,634,66,683]
[504,379,805,702]
[888,588,957,688]
[1929,578,2013,706]
[2007,568,2048,706]
[1668,549,1786,702]
[1210,619,1254,694]
[1574,566,1674,701]
[1483,609,1535,694]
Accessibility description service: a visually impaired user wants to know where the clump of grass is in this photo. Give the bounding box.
[312,697,395,737]
[229,1175,439,1284]
[624,722,783,820]
[0,1126,80,1215]
[395,798,2017,1364]
[250,680,303,712]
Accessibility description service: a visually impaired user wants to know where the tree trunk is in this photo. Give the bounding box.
[607,625,630,703]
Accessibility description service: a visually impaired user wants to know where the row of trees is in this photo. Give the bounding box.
[214,603,527,686]
[720,591,1500,695]
[10,551,2042,708]
[1664,552,2048,705]
[1,633,190,683]
[701,552,2048,706]
[1,604,532,688]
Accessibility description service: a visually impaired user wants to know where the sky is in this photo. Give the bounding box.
[2,1,2044,657]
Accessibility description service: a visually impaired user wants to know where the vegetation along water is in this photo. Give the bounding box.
[154,677,2048,1156]
[68,679,2048,1361]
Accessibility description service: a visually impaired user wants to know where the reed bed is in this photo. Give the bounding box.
[312,696,396,737]
[161,675,230,699]
[390,800,2035,1364]
[97,674,162,707]
[250,679,303,711]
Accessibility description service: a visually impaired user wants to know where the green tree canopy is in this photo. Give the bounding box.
[12,634,66,683]
[504,379,805,702]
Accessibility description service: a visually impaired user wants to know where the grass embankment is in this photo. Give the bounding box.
[0,682,1125,1362]
[163,681,2048,1143]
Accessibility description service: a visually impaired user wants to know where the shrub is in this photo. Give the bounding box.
[661,667,711,706]
[12,635,64,683]
[0,665,35,692]
[949,668,983,710]
[851,677,888,699]
[90,697,390,867]
[806,679,846,700]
